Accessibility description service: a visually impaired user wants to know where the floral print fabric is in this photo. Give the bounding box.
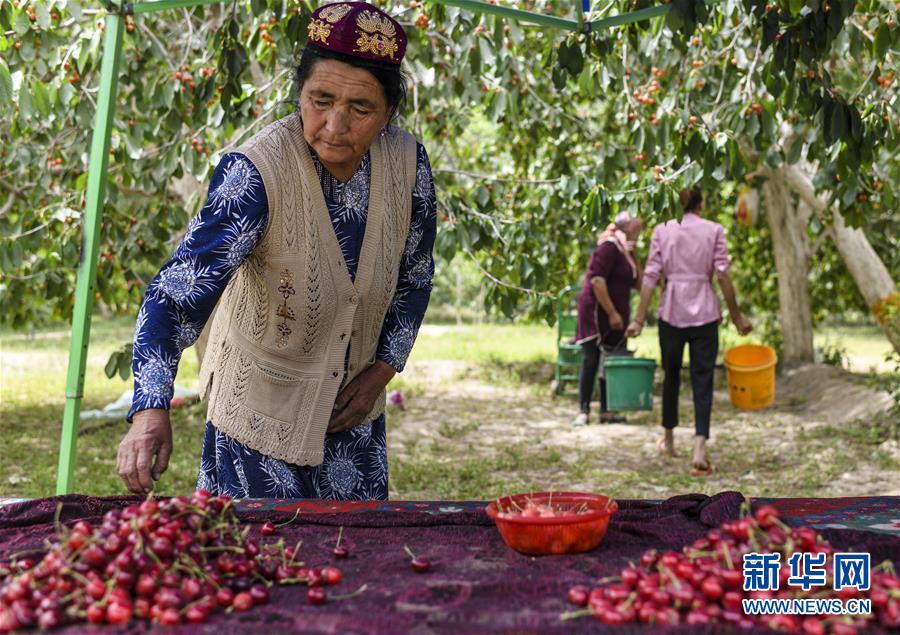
[130,142,436,500]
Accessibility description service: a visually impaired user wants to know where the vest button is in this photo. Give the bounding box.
[349,296,357,304]
[332,371,338,378]
[349,364,356,371]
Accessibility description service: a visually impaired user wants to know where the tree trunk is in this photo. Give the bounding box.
[782,164,900,354]
[763,168,816,366]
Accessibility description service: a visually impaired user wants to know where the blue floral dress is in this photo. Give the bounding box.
[128,140,437,501]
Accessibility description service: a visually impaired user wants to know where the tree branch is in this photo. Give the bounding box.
[463,249,553,297]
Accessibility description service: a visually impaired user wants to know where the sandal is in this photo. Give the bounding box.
[690,462,716,477]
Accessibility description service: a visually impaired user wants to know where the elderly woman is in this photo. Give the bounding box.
[572,212,643,426]
[626,187,752,475]
[117,2,436,500]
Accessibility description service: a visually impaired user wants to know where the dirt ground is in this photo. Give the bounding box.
[387,362,899,500]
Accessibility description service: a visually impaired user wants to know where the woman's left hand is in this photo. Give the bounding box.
[328,361,397,433]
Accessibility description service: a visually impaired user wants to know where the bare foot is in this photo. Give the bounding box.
[692,436,708,468]
[657,430,676,457]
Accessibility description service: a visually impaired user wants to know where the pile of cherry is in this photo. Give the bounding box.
[566,505,899,633]
[494,497,594,520]
[0,490,426,631]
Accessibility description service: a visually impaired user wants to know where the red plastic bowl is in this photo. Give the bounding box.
[485,492,618,556]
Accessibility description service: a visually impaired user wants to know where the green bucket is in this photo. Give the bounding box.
[604,357,656,411]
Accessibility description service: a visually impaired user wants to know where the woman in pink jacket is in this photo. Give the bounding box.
[626,187,752,475]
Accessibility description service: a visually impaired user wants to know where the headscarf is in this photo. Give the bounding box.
[597,211,638,279]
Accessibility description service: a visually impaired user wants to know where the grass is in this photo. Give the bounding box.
[1,316,896,500]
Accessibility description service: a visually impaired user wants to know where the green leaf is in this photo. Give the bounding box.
[830,102,846,143]
[478,36,496,66]
[118,354,131,381]
[105,352,120,380]
[474,185,490,207]
[30,80,50,117]
[785,138,803,164]
[0,59,11,105]
[18,85,32,119]
[35,2,50,30]
[761,110,777,138]
[873,24,890,59]
[557,39,584,77]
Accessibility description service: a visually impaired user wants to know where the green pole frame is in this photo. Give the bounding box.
[56,5,125,494]
[54,0,728,493]
[131,0,223,14]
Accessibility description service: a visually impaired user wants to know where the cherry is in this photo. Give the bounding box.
[260,521,277,536]
[567,585,589,607]
[232,592,253,612]
[136,574,158,597]
[86,579,106,600]
[404,545,430,573]
[794,527,818,551]
[333,545,349,559]
[720,569,742,589]
[723,590,742,610]
[81,544,107,569]
[307,586,327,605]
[134,598,151,620]
[322,566,342,586]
[185,605,208,623]
[307,568,324,587]
[249,584,270,605]
[801,617,826,635]
[37,608,61,629]
[106,602,133,625]
[686,610,710,625]
[620,567,640,588]
[754,505,779,529]
[159,608,181,625]
[701,577,724,601]
[86,603,106,624]
[216,587,235,607]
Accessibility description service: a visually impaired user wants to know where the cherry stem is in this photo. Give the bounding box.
[721,544,734,570]
[403,545,417,560]
[660,564,682,589]
[335,526,344,549]
[274,508,302,528]
[53,502,64,536]
[288,540,303,565]
[329,583,368,601]
[559,608,592,621]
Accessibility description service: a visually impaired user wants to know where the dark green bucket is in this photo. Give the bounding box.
[604,357,656,411]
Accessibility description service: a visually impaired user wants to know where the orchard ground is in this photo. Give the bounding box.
[1,319,897,500]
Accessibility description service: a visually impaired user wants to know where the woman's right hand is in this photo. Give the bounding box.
[625,321,643,338]
[117,409,173,494]
[733,314,753,336]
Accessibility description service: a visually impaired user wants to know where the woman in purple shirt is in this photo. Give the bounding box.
[626,187,752,475]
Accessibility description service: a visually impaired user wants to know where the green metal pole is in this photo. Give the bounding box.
[428,0,578,31]
[131,0,223,14]
[56,6,125,495]
[588,0,728,30]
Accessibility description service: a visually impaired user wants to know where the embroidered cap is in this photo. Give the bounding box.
[307,2,407,66]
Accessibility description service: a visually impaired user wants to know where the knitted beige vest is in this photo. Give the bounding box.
[198,113,417,466]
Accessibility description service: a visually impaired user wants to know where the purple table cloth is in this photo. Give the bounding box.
[1,492,897,634]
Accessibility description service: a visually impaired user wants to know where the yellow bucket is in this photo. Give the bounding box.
[723,344,777,410]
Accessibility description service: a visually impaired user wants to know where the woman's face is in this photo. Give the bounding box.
[299,59,390,180]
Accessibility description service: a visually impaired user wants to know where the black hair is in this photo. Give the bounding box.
[680,186,703,214]
[294,45,407,122]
